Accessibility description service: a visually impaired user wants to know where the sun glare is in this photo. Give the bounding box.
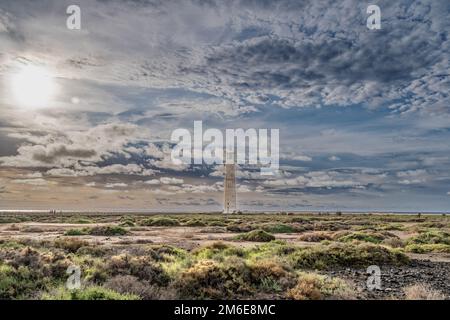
[11,66,56,108]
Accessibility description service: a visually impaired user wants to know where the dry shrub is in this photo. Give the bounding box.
[5,224,20,231]
[144,244,187,262]
[42,285,139,300]
[298,232,333,242]
[106,253,169,285]
[382,237,405,248]
[20,226,46,233]
[76,245,110,257]
[403,284,445,300]
[235,230,275,242]
[87,226,128,236]
[248,259,296,291]
[248,259,289,280]
[175,258,252,299]
[226,224,254,233]
[54,238,90,253]
[104,275,177,300]
[286,273,355,300]
[313,222,350,231]
[0,246,71,279]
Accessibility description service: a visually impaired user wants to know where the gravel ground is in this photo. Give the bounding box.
[328,259,450,299]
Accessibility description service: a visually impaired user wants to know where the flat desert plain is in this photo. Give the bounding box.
[0,212,449,300]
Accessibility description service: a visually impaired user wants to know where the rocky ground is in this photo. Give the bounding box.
[329,259,450,299]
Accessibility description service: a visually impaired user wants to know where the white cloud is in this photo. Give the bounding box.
[160,177,184,185]
[281,153,313,161]
[263,170,367,189]
[105,183,128,188]
[144,179,160,185]
[45,164,155,177]
[396,169,428,185]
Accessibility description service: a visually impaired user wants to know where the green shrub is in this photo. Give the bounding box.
[194,242,246,261]
[290,243,409,270]
[0,216,30,224]
[404,243,450,253]
[140,217,180,226]
[335,231,392,244]
[42,286,140,300]
[0,264,47,299]
[87,226,128,236]
[0,240,26,249]
[0,246,71,280]
[206,220,228,227]
[262,224,297,233]
[146,244,188,262]
[71,218,93,224]
[185,219,207,227]
[64,229,87,236]
[235,230,275,242]
[407,231,450,245]
[377,223,405,231]
[120,220,135,227]
[313,222,350,231]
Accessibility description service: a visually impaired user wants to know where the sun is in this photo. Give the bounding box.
[11,66,56,108]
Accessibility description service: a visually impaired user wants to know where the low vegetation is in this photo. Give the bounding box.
[334,231,398,244]
[298,232,333,242]
[42,286,139,300]
[0,212,448,300]
[286,273,354,300]
[235,230,276,242]
[64,226,128,237]
[139,218,180,227]
[406,230,450,245]
[289,243,409,269]
[403,284,445,300]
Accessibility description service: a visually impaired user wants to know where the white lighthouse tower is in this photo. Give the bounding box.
[223,152,237,214]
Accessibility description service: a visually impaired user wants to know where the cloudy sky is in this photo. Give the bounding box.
[0,0,449,212]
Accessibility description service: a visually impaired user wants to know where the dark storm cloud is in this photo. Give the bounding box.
[205,35,440,86]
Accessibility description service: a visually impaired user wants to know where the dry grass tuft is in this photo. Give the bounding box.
[403,284,445,300]
[286,272,355,300]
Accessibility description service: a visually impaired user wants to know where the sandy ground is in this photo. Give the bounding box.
[1,222,449,263]
[0,222,316,250]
